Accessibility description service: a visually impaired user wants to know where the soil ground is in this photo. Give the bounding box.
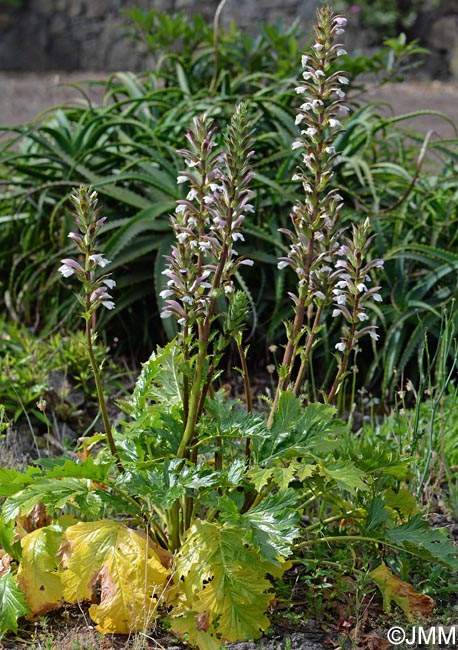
[1,72,458,139]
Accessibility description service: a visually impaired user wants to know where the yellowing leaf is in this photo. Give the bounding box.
[371,562,435,621]
[60,520,170,634]
[16,518,75,616]
[170,521,284,648]
[247,460,314,492]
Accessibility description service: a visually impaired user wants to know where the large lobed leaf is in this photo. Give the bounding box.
[60,520,170,634]
[170,520,286,649]
[16,517,76,616]
[255,392,347,463]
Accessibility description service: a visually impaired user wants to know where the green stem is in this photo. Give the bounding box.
[85,317,124,473]
[177,339,207,459]
[304,511,365,533]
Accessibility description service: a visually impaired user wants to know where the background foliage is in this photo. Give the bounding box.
[0,8,456,398]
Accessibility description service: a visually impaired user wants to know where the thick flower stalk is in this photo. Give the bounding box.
[58,186,122,471]
[161,104,255,464]
[268,7,350,422]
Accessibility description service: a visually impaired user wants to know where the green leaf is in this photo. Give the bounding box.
[0,571,31,638]
[364,497,392,533]
[170,521,284,646]
[37,457,113,482]
[322,461,369,494]
[2,478,102,522]
[247,460,314,491]
[386,515,458,569]
[384,488,419,518]
[0,466,41,498]
[0,517,21,560]
[255,393,345,463]
[130,341,183,416]
[240,491,300,564]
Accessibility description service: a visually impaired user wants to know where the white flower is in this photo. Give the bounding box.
[159,289,174,299]
[312,43,324,51]
[199,241,211,251]
[302,71,313,81]
[277,260,289,270]
[292,174,302,182]
[240,259,254,266]
[315,70,325,77]
[295,114,305,125]
[314,290,326,301]
[369,331,380,341]
[305,127,318,137]
[187,189,198,201]
[58,263,75,278]
[103,278,116,289]
[335,341,346,352]
[89,254,111,268]
[182,295,194,305]
[185,159,198,168]
[295,85,307,94]
[373,293,383,302]
[301,55,309,67]
[332,309,341,318]
[338,76,349,85]
[325,146,336,155]
[175,204,186,214]
[177,317,186,326]
[292,141,303,150]
[334,88,346,98]
[176,232,188,243]
[356,283,367,292]
[335,17,347,27]
[357,312,369,321]
[232,232,245,242]
[336,294,346,305]
[329,118,341,129]
[101,299,115,310]
[336,48,347,56]
[177,175,188,184]
[224,284,234,294]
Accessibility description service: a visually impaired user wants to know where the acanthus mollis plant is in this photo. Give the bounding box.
[268,6,383,422]
[1,8,457,650]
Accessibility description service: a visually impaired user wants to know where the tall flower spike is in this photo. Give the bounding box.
[269,7,351,418]
[327,218,384,401]
[161,103,255,332]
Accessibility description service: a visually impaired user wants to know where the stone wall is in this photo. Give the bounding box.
[0,0,457,77]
